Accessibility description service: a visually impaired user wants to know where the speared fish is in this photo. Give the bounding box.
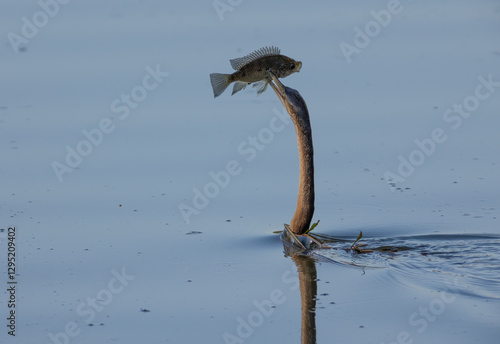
[210,46,302,98]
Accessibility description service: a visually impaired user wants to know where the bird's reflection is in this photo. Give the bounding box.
[282,233,320,344]
[291,253,318,344]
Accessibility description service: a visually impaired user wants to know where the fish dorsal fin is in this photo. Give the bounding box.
[230,46,281,70]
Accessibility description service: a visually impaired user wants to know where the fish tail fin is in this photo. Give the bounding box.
[210,73,231,98]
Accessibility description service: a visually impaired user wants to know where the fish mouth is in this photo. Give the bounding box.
[296,61,302,72]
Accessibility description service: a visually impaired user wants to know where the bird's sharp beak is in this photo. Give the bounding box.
[267,71,286,103]
[296,61,302,72]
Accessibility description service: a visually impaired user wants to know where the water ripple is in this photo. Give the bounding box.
[284,232,500,299]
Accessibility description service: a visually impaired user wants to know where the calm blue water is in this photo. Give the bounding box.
[0,0,499,343]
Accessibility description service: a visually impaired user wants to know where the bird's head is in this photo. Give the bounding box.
[267,72,309,123]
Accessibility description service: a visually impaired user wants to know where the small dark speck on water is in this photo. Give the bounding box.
[226,219,232,222]
[186,231,202,235]
[359,325,365,329]
[140,308,151,313]
[187,280,192,283]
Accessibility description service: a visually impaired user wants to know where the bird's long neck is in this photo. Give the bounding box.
[289,108,315,235]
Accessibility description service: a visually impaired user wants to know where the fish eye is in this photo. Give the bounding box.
[290,63,295,69]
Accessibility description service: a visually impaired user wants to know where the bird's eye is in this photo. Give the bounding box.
[290,63,295,69]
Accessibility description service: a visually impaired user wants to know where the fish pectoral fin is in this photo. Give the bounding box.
[232,81,247,95]
[252,81,269,95]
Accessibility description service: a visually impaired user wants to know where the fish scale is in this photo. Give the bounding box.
[210,46,302,98]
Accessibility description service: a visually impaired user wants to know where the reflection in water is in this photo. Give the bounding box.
[282,229,320,344]
[291,254,318,344]
[283,230,500,301]
[282,230,500,343]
